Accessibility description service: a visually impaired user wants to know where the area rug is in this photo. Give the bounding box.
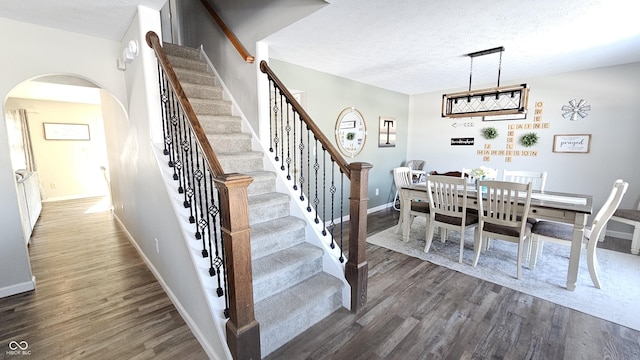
[367,217,640,331]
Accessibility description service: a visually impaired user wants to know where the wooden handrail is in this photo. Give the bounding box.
[260,60,352,177]
[200,0,255,64]
[146,30,260,358]
[146,31,225,176]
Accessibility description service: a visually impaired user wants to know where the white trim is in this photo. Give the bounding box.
[606,229,632,240]
[0,276,36,298]
[112,214,225,360]
[328,202,394,225]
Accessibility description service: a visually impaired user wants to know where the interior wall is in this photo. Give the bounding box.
[5,98,109,201]
[408,62,640,234]
[103,6,227,358]
[0,17,126,297]
[172,0,327,135]
[269,59,410,210]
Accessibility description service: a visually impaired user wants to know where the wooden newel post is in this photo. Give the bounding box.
[345,162,373,313]
[214,173,261,360]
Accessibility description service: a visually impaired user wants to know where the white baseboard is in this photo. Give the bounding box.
[112,215,221,359]
[0,276,36,298]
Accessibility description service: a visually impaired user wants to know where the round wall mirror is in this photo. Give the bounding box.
[335,107,367,158]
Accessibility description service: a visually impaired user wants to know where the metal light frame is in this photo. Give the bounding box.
[442,47,530,118]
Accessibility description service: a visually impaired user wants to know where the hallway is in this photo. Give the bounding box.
[0,197,207,359]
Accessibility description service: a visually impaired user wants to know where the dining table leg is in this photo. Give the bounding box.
[566,212,588,290]
[399,189,412,242]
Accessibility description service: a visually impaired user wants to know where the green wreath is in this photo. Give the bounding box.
[482,127,499,140]
[520,132,539,147]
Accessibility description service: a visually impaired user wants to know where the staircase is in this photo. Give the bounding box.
[161,42,344,357]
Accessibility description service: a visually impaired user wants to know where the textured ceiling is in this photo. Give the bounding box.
[265,0,640,94]
[1,0,638,96]
[0,0,167,41]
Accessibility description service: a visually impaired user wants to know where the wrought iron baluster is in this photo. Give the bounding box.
[168,88,182,185]
[305,130,312,210]
[268,81,275,154]
[157,65,171,157]
[322,148,327,236]
[339,170,345,263]
[313,138,320,224]
[179,117,196,230]
[272,83,280,162]
[292,108,297,191]
[279,92,285,171]
[329,162,336,249]
[285,101,291,181]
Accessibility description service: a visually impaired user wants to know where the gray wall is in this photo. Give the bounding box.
[408,62,640,235]
[0,17,126,296]
[269,59,411,209]
[172,0,326,134]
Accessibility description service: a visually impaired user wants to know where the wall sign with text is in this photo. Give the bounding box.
[553,134,591,153]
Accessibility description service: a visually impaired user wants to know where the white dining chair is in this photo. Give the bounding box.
[393,167,429,236]
[528,179,628,289]
[503,170,548,191]
[473,180,533,279]
[406,159,426,183]
[609,197,640,255]
[425,175,478,263]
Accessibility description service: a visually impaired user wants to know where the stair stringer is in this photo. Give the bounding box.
[152,144,232,360]
[199,48,352,310]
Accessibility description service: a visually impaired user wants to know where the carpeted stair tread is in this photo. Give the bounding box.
[198,115,242,134]
[173,67,217,86]
[248,192,291,225]
[255,272,343,355]
[244,171,277,196]
[162,42,200,60]
[207,132,252,153]
[252,242,324,302]
[167,55,209,73]
[251,216,306,259]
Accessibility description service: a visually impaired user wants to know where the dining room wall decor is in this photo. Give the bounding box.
[562,99,591,121]
[553,134,591,153]
[335,107,367,157]
[378,116,396,147]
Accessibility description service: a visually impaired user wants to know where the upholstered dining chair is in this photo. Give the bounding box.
[393,167,429,234]
[473,180,533,279]
[528,179,628,289]
[425,175,478,263]
[503,170,548,191]
[406,159,426,183]
[610,196,640,255]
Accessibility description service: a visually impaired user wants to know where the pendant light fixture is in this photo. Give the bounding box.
[442,47,529,118]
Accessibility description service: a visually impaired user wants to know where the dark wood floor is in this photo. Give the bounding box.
[0,197,207,360]
[266,207,640,360]
[3,199,638,359]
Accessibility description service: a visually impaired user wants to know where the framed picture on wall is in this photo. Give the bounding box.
[553,134,591,153]
[378,116,396,147]
[43,123,91,140]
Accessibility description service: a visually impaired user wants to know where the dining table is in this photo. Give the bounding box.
[398,183,593,291]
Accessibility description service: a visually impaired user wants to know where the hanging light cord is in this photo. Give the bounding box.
[468,57,474,92]
[497,49,503,88]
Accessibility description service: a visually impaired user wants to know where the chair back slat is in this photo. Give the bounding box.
[428,175,467,218]
[480,180,532,230]
[503,170,548,191]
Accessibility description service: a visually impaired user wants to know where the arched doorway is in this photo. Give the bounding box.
[4,74,125,235]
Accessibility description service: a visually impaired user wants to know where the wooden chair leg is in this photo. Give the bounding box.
[424,216,436,253]
[472,230,482,267]
[587,236,602,289]
[631,224,640,255]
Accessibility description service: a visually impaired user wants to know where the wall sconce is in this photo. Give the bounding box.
[442,47,530,118]
[117,40,139,71]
